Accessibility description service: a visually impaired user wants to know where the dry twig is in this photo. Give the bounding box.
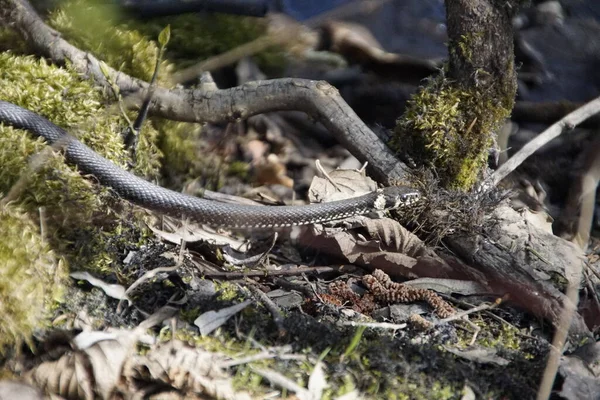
[491,95,600,186]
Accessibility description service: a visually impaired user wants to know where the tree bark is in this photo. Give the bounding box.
[446,0,518,102]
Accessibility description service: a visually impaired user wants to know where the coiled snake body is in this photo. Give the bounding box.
[0,101,419,228]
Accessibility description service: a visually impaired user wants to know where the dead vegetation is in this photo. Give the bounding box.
[0,0,600,399]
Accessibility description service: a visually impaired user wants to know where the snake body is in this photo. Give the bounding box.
[0,101,419,228]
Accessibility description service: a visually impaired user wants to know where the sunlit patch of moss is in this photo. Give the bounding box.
[472,318,524,351]
[392,69,513,190]
[0,52,160,271]
[48,0,172,83]
[214,281,244,302]
[0,204,66,349]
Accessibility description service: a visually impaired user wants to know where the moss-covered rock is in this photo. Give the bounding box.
[0,52,160,273]
[0,204,66,349]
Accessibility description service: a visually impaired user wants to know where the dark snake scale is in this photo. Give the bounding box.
[0,101,420,228]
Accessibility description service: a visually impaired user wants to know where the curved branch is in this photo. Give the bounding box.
[0,0,410,184]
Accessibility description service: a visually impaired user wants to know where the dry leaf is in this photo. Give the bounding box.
[245,139,268,162]
[26,351,95,399]
[131,341,250,400]
[70,271,129,303]
[194,301,253,336]
[149,220,248,250]
[306,361,327,400]
[254,154,294,187]
[319,21,438,82]
[0,381,44,400]
[359,218,437,258]
[300,217,455,279]
[25,309,174,399]
[308,169,376,203]
[443,346,510,366]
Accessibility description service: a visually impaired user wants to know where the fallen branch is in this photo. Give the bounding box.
[0,0,409,184]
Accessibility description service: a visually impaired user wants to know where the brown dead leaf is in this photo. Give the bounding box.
[320,20,386,64]
[308,169,377,203]
[130,341,250,400]
[24,309,174,400]
[25,350,95,399]
[26,328,144,399]
[245,139,268,162]
[267,13,319,58]
[300,217,455,279]
[359,218,437,258]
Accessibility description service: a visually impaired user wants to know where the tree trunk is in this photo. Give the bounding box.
[392,0,518,190]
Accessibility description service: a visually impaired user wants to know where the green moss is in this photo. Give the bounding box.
[474,319,524,351]
[0,205,67,349]
[455,32,484,65]
[0,52,160,272]
[154,120,202,178]
[392,71,513,190]
[47,0,285,81]
[214,281,243,302]
[48,0,172,82]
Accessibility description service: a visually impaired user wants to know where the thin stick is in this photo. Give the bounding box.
[201,266,337,280]
[491,96,600,186]
[536,265,582,399]
[246,283,286,337]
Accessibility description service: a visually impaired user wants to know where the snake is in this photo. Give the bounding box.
[0,101,420,228]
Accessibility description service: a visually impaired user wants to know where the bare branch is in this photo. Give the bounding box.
[492,95,600,186]
[0,0,409,184]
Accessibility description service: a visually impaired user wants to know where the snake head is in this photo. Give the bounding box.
[378,186,421,210]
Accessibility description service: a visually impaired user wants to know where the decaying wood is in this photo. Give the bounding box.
[0,0,592,338]
[448,204,587,335]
